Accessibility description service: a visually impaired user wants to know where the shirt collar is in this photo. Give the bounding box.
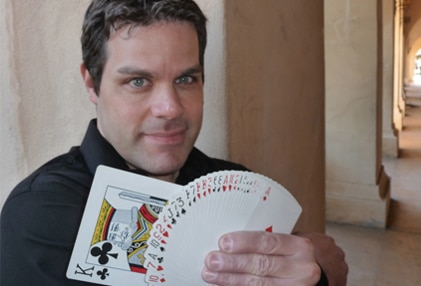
[80,119,147,176]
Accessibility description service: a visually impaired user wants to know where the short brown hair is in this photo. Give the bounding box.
[81,0,207,93]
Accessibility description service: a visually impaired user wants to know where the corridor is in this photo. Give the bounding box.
[326,83,421,286]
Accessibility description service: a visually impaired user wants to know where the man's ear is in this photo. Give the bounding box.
[80,63,99,104]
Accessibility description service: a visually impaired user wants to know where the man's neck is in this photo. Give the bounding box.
[149,172,179,183]
[126,161,179,183]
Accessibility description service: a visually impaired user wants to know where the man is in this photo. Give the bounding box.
[0,0,347,285]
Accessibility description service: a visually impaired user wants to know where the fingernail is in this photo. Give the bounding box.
[208,253,223,270]
[220,235,233,251]
[202,269,217,282]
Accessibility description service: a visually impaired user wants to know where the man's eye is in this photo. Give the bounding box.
[175,75,195,85]
[129,78,148,88]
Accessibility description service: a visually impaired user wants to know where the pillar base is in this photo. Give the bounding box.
[383,132,398,157]
[326,167,391,228]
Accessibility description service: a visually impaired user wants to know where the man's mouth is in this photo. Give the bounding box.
[144,129,186,146]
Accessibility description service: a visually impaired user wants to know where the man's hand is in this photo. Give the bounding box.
[295,232,348,286]
[201,231,321,286]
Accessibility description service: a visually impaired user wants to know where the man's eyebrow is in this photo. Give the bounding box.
[116,66,154,77]
[179,65,203,76]
[116,64,203,78]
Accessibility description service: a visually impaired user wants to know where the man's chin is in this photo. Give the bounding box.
[139,159,186,181]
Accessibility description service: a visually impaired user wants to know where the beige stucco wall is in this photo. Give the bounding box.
[0,0,94,207]
[193,0,228,159]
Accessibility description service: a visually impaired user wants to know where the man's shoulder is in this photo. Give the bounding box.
[0,148,95,284]
[4,147,92,204]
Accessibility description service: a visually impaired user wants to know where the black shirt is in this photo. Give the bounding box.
[0,120,246,285]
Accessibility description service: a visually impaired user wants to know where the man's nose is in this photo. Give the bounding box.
[150,83,184,119]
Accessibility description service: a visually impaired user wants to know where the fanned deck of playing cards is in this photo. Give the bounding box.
[67,166,302,286]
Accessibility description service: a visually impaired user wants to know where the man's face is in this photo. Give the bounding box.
[83,22,203,182]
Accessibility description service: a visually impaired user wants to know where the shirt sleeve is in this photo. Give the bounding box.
[316,265,329,286]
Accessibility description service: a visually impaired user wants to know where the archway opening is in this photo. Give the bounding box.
[412,49,421,84]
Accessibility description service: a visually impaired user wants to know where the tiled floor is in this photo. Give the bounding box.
[326,84,421,286]
[327,223,421,286]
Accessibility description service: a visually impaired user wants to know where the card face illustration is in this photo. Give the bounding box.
[66,166,181,286]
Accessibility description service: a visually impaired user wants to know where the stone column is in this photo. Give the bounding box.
[383,0,399,157]
[394,0,405,132]
[325,0,391,228]
[225,0,326,232]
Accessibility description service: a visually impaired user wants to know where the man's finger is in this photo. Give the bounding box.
[219,231,314,256]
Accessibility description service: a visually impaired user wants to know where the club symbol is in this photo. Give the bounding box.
[97,268,109,280]
[91,242,118,265]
